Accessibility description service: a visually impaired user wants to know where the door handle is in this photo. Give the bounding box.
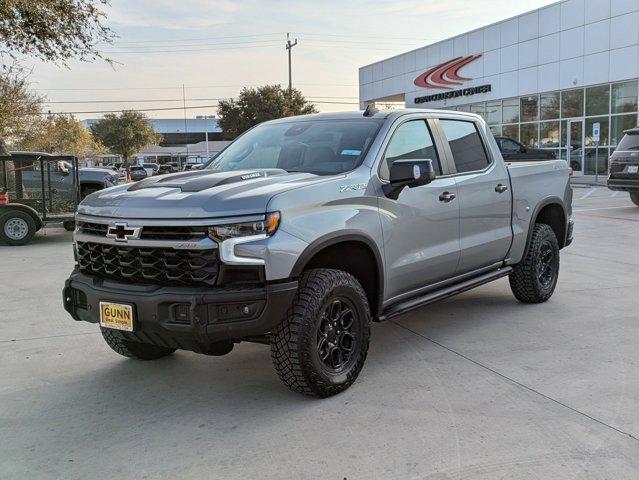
[495,184,509,193]
[439,192,456,203]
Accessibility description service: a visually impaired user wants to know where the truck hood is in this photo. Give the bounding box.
[78,168,332,219]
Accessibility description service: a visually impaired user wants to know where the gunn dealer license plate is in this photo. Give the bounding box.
[628,165,639,174]
[99,302,134,331]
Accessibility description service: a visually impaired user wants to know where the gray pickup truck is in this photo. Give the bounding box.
[63,109,573,397]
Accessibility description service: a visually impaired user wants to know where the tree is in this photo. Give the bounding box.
[0,0,115,68]
[89,110,162,168]
[217,85,318,139]
[18,114,105,156]
[0,67,41,143]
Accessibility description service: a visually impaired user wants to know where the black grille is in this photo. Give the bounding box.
[77,222,208,241]
[141,225,208,240]
[77,241,218,286]
[78,222,108,236]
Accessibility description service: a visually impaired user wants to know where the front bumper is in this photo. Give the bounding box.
[63,270,298,352]
[565,219,574,247]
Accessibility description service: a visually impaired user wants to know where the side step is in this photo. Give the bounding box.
[377,267,513,322]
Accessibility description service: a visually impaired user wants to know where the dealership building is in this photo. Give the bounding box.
[359,0,639,177]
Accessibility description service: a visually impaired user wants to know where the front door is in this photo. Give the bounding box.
[378,118,461,302]
[565,119,584,176]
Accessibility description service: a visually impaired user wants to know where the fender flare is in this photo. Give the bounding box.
[525,196,568,250]
[0,204,43,231]
[290,230,385,315]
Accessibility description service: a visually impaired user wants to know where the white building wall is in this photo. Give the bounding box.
[359,0,639,108]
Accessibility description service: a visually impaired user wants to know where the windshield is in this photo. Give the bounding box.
[206,119,382,175]
[617,132,639,151]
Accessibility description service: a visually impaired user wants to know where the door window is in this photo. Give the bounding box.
[440,120,490,173]
[501,138,521,153]
[381,120,441,179]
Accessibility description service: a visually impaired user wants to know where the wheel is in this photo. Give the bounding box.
[100,327,176,360]
[81,187,99,199]
[63,220,75,231]
[509,223,560,304]
[0,210,37,246]
[270,268,371,398]
[630,192,639,207]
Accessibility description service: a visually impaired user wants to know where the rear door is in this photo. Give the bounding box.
[437,117,512,274]
[378,117,461,301]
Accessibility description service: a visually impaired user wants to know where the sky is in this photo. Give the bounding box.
[25,0,557,120]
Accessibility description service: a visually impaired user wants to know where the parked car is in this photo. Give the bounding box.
[141,163,159,177]
[608,127,639,206]
[129,165,148,182]
[9,151,119,199]
[157,163,179,175]
[64,109,573,397]
[495,136,556,161]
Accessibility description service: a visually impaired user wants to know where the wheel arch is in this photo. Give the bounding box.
[290,232,384,318]
[528,198,568,250]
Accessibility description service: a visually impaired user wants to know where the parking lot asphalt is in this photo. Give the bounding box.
[1,186,639,480]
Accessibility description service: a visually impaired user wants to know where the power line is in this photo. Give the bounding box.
[36,83,358,91]
[107,32,285,45]
[37,99,359,115]
[43,96,359,104]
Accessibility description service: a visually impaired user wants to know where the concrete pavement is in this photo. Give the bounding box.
[1,187,639,479]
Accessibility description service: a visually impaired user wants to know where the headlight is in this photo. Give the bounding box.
[208,212,280,242]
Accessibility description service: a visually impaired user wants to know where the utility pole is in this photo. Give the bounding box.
[203,115,210,161]
[285,32,298,92]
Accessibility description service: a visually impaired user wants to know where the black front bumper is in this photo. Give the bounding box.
[607,177,639,191]
[63,270,298,352]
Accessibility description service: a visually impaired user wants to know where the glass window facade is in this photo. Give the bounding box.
[439,81,639,175]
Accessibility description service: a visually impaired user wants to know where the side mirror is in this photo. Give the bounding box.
[384,159,436,200]
[520,146,527,153]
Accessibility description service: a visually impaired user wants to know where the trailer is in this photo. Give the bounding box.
[0,152,80,246]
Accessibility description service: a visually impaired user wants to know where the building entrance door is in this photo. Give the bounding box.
[566,119,584,176]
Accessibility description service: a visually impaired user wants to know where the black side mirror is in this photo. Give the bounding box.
[520,146,527,153]
[384,159,436,200]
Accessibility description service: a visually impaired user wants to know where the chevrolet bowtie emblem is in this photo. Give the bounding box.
[106,222,142,242]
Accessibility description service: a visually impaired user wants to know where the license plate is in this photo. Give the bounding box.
[628,165,639,174]
[99,302,134,331]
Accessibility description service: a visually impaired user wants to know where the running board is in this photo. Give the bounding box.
[377,267,513,322]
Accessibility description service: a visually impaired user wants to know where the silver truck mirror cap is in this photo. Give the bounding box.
[384,159,436,200]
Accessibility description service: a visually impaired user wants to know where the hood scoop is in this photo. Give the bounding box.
[127,168,288,193]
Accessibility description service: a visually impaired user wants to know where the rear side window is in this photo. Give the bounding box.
[381,120,441,179]
[440,119,490,173]
[616,132,639,151]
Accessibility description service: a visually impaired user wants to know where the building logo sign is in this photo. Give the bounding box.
[413,54,491,104]
[414,54,482,89]
[415,84,492,104]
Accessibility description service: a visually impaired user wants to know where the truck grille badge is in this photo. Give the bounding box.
[106,222,142,242]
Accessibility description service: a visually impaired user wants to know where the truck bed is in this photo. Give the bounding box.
[505,159,572,264]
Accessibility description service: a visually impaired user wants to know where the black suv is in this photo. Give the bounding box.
[495,136,556,161]
[608,127,639,207]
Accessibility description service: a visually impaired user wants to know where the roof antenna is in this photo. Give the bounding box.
[363,104,378,117]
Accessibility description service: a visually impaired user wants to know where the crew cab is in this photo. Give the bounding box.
[608,127,639,207]
[63,109,573,397]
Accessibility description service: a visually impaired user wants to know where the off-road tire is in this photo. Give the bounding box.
[0,210,37,246]
[271,268,371,398]
[100,327,176,360]
[630,192,639,207]
[509,223,560,303]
